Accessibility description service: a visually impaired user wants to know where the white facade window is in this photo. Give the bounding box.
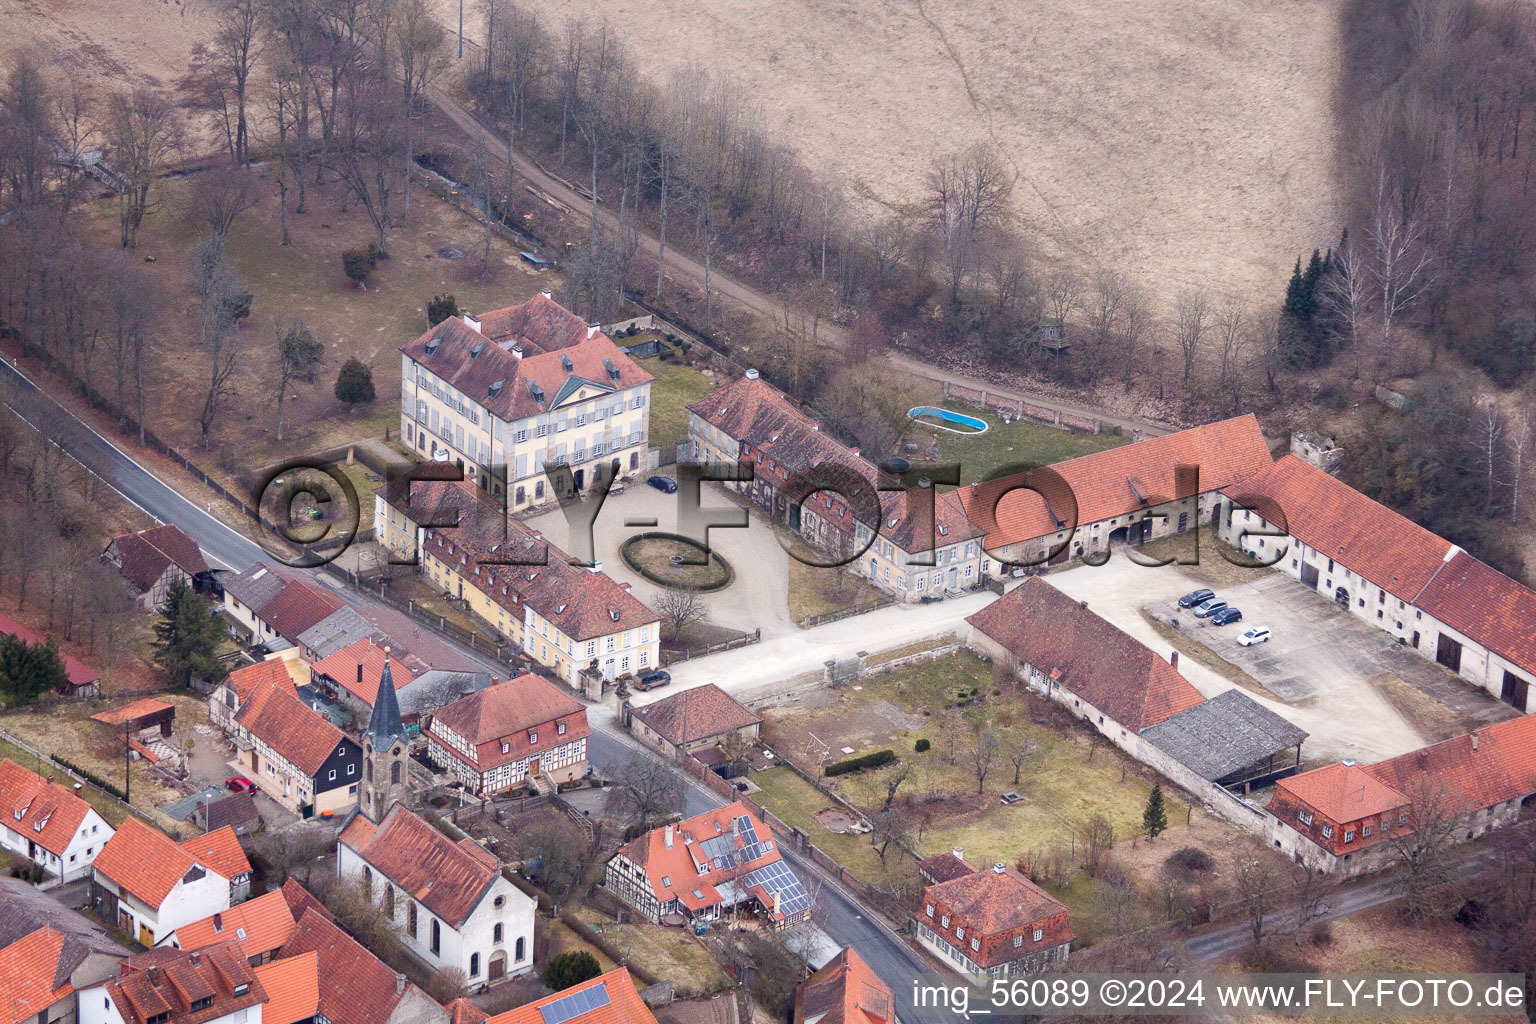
[1033,928,1043,942]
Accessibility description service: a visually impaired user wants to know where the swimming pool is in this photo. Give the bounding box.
[907,406,990,434]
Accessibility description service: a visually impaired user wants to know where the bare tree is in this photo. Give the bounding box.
[1004,727,1033,785]
[204,0,263,164]
[1509,404,1532,524]
[54,85,96,215]
[190,158,260,238]
[1289,862,1335,946]
[1319,238,1369,379]
[523,817,588,913]
[1214,298,1247,396]
[424,967,468,1004]
[603,752,683,831]
[1368,166,1437,377]
[1082,270,1125,378]
[0,55,59,211]
[1230,844,1274,947]
[274,319,324,440]
[1079,814,1115,878]
[653,588,705,642]
[332,69,407,256]
[1174,288,1209,386]
[1471,402,1505,516]
[106,88,181,248]
[927,143,1013,309]
[966,726,998,795]
[877,760,913,812]
[871,805,916,863]
[1119,285,1153,387]
[192,235,250,446]
[1387,777,1462,918]
[1043,270,1082,331]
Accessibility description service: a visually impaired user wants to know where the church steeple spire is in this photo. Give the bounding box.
[360,646,411,823]
[365,651,410,747]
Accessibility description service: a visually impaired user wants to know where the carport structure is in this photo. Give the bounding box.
[1141,689,1307,793]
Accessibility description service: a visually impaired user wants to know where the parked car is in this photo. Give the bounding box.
[1192,598,1228,619]
[1210,606,1244,626]
[635,669,672,690]
[1237,627,1272,647]
[225,777,256,793]
[647,475,677,493]
[1177,588,1215,608]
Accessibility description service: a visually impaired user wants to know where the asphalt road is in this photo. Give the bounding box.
[0,357,941,1020]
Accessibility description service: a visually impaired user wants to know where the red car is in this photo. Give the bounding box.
[225,777,257,793]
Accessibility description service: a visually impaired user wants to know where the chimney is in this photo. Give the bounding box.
[992,862,1006,874]
[1079,599,1088,610]
[357,663,364,684]
[1169,651,1179,671]
[540,289,553,300]
[213,912,223,932]
[462,312,482,334]
[148,967,163,988]
[587,562,603,574]
[395,973,406,995]
[73,783,82,794]
[587,323,601,339]
[1471,733,1479,751]
[906,476,932,518]
[189,951,201,967]
[744,368,760,380]
[1342,758,1356,767]
[664,824,675,849]
[951,847,964,862]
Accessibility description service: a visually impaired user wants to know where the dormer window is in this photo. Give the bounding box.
[501,742,510,754]
[557,721,566,735]
[234,984,249,996]
[1298,810,1313,826]
[191,997,214,1012]
[608,609,620,622]
[1033,928,1043,942]
[528,730,538,744]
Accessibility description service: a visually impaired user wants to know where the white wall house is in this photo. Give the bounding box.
[91,819,231,947]
[338,805,535,990]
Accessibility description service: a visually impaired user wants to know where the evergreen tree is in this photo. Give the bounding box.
[1143,782,1168,841]
[426,294,459,326]
[0,633,68,707]
[152,580,227,688]
[543,950,601,991]
[334,358,376,408]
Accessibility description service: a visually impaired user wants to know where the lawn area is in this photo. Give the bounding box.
[930,401,1128,485]
[787,556,888,625]
[635,355,716,447]
[573,907,730,998]
[749,766,919,890]
[0,713,174,831]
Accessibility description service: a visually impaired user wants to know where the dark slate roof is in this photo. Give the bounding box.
[399,670,494,718]
[198,792,260,832]
[297,608,380,660]
[0,875,130,966]
[365,658,410,747]
[1139,688,1308,782]
[222,563,290,612]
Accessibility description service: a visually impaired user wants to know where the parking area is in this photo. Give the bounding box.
[522,477,796,638]
[1043,548,1516,765]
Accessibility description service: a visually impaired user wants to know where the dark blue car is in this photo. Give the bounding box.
[647,475,677,493]
[1210,606,1243,626]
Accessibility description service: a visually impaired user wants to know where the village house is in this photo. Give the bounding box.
[0,613,100,698]
[1218,455,1536,712]
[220,564,346,651]
[338,804,535,990]
[604,801,812,929]
[793,947,894,1024]
[209,656,303,734]
[308,636,493,726]
[966,578,1205,755]
[1267,713,1536,877]
[483,967,659,1024]
[914,861,1072,982]
[162,889,296,965]
[398,292,654,509]
[282,905,443,1024]
[90,819,231,947]
[425,675,589,795]
[251,952,319,1024]
[0,759,115,884]
[102,524,210,611]
[0,875,129,1024]
[79,942,265,1024]
[193,793,260,837]
[380,478,661,683]
[278,906,450,1024]
[177,829,252,905]
[232,679,363,818]
[629,683,762,761]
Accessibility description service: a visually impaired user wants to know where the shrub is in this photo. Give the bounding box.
[341,243,379,287]
[1165,847,1214,875]
[51,755,126,800]
[334,358,376,407]
[625,325,638,336]
[914,738,931,753]
[543,950,601,992]
[824,749,896,777]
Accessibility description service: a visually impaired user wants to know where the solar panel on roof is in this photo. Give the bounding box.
[742,860,812,916]
[700,834,737,863]
[539,983,611,1024]
[734,816,760,844]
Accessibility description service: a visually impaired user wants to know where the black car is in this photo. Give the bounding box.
[647,475,678,493]
[1210,606,1243,626]
[635,669,672,690]
[1178,588,1215,608]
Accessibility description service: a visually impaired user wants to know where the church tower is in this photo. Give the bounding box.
[360,650,411,823]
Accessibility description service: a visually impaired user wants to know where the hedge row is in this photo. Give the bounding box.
[824,749,897,777]
[50,754,126,801]
[557,910,660,987]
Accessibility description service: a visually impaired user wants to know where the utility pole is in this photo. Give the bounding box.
[123,724,131,804]
[458,0,464,58]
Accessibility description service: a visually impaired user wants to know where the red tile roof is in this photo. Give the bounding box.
[632,684,761,746]
[400,297,653,423]
[109,525,208,593]
[338,805,499,927]
[278,879,331,923]
[178,828,251,884]
[0,759,96,858]
[90,698,175,728]
[252,951,319,1024]
[234,679,356,776]
[615,801,801,921]
[277,908,414,1024]
[1274,761,1408,834]
[1221,455,1455,602]
[429,674,589,773]
[1365,714,1536,821]
[486,967,656,1024]
[311,638,416,706]
[224,659,300,702]
[447,997,488,1024]
[105,942,264,1024]
[0,613,98,689]
[92,818,205,910]
[916,851,976,885]
[919,864,1073,968]
[966,578,1205,730]
[0,925,73,1024]
[258,579,347,642]
[960,415,1272,550]
[794,947,893,1024]
[1414,551,1536,677]
[173,890,295,959]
